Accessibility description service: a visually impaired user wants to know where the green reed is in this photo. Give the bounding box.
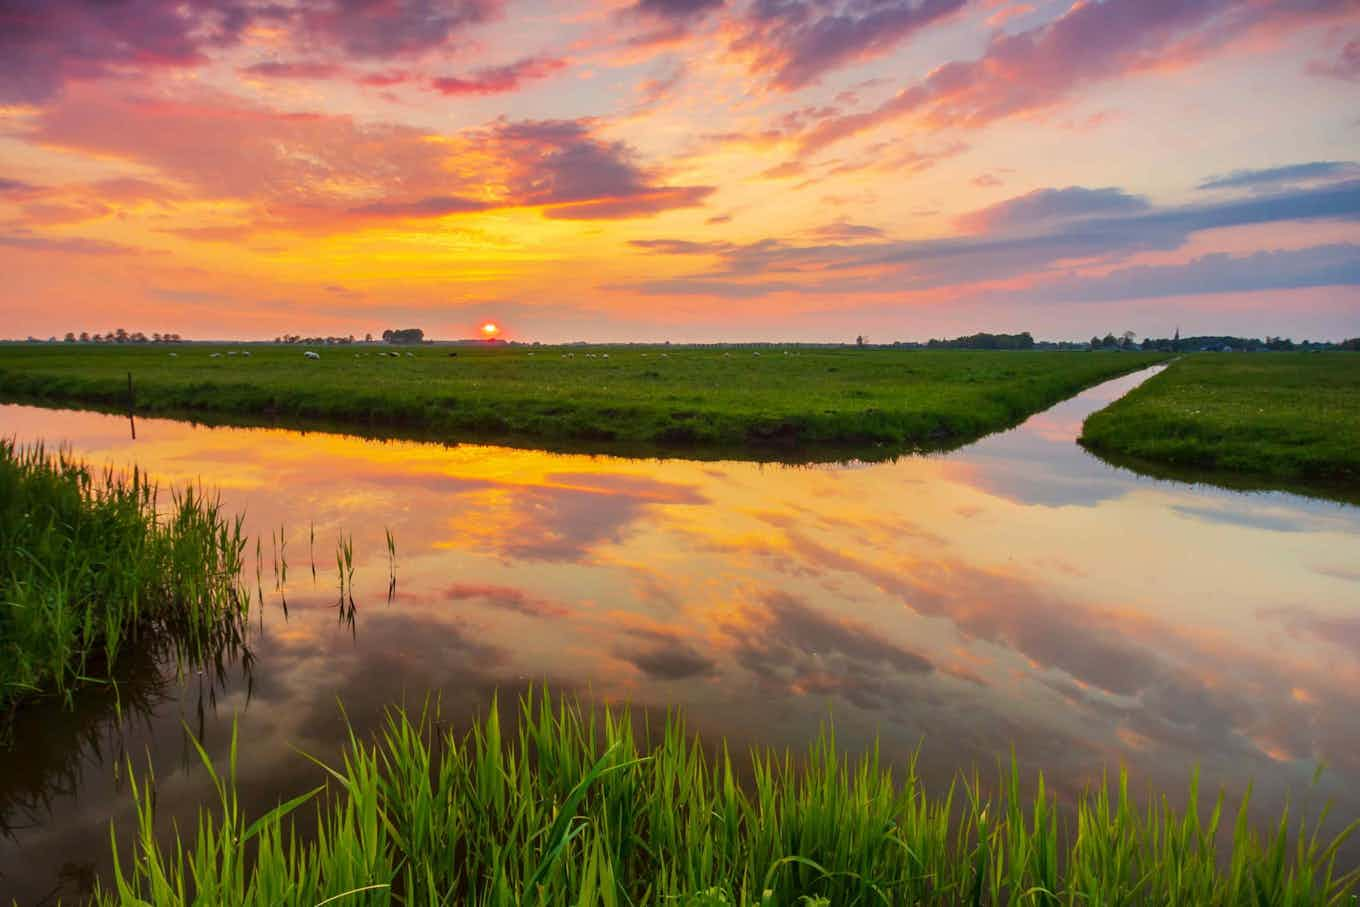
[98,690,1359,906]
[0,440,249,715]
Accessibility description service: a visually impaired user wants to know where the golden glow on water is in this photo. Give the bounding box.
[2,374,1358,901]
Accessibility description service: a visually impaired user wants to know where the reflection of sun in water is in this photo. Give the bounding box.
[481,322,499,337]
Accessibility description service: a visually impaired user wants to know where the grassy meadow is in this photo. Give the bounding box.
[0,441,248,717]
[0,344,1167,459]
[1081,353,1360,499]
[96,691,1358,906]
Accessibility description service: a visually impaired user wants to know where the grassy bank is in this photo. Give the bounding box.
[1080,353,1360,499]
[98,692,1357,906]
[0,441,248,716]
[0,345,1167,459]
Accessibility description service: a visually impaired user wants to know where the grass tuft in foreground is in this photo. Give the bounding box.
[100,692,1358,906]
[1081,353,1360,500]
[0,440,249,716]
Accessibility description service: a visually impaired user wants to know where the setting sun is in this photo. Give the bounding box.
[482,322,500,337]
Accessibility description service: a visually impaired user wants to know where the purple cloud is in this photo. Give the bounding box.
[1309,37,1360,81]
[0,0,503,103]
[801,0,1357,152]
[958,186,1151,232]
[430,56,566,95]
[0,0,253,103]
[1197,161,1360,191]
[297,0,501,59]
[240,60,344,79]
[734,0,966,89]
[619,179,1360,298]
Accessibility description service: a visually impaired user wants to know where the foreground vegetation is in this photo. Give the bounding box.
[96,692,1358,906]
[0,345,1168,458]
[1081,353,1360,499]
[0,441,248,716]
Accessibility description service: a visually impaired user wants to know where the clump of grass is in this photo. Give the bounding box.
[99,691,1359,906]
[0,440,248,716]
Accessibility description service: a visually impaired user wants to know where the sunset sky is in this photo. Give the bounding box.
[2,0,1358,342]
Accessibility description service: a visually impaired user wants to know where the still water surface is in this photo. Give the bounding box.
[3,368,1359,902]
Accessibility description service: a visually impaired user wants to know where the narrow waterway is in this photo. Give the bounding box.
[3,366,1358,902]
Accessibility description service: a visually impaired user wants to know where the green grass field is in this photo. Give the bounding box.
[0,344,1167,459]
[96,691,1358,906]
[1080,353,1360,499]
[0,442,248,717]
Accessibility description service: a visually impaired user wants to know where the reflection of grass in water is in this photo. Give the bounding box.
[103,691,1358,906]
[1081,353,1360,500]
[385,527,397,603]
[0,441,249,717]
[0,619,252,840]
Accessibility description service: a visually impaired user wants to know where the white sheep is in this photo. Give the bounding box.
[243,351,251,357]
[169,352,178,358]
[209,352,222,358]
[405,352,414,357]
[304,351,320,360]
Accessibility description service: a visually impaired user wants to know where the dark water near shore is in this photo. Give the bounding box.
[3,367,1359,903]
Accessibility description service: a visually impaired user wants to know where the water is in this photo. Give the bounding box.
[3,367,1359,902]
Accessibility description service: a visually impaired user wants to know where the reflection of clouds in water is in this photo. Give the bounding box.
[615,625,718,680]
[1172,503,1312,533]
[714,591,933,710]
[441,582,571,618]
[1263,607,1360,657]
[940,451,1139,509]
[1314,564,1360,583]
[4,376,1360,897]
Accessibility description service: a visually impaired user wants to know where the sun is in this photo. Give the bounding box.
[481,322,499,337]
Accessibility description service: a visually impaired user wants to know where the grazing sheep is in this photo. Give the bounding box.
[304,351,320,360]
[405,352,413,357]
[753,351,761,356]
[602,353,609,359]
[227,351,237,356]
[448,352,458,357]
[243,351,251,357]
[209,352,222,358]
[169,352,178,358]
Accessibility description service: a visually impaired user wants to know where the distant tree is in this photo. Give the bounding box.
[1102,333,1117,348]
[364,333,373,342]
[383,328,424,344]
[927,332,1034,350]
[1090,336,1101,349]
[63,332,76,342]
[856,335,866,347]
[79,331,90,342]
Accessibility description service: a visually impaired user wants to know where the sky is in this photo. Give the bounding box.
[1,0,1358,342]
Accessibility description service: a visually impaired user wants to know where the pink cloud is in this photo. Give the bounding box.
[802,0,1358,153]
